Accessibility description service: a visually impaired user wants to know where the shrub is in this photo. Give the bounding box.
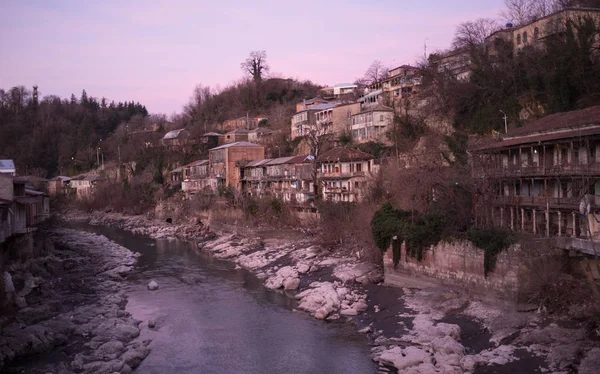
[467,227,516,276]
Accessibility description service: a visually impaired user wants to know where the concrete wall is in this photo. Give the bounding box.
[384,239,522,297]
[0,176,14,201]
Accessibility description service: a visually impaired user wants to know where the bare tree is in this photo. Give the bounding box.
[241,50,270,83]
[453,18,502,49]
[363,60,389,85]
[302,119,330,199]
[501,0,567,26]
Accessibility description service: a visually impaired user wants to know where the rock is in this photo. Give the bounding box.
[358,326,371,333]
[82,359,123,374]
[431,336,465,356]
[120,364,133,374]
[112,324,140,342]
[296,282,341,319]
[147,281,159,291]
[147,319,156,328]
[579,348,600,374]
[461,355,478,372]
[436,323,461,341]
[283,277,300,290]
[379,346,431,370]
[94,341,125,360]
[297,264,310,274]
[353,301,368,312]
[120,346,151,369]
[340,308,358,316]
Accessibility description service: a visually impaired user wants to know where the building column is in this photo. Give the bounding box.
[500,207,504,227]
[558,211,562,237]
[521,208,525,231]
[573,212,577,237]
[545,208,550,237]
[510,207,514,230]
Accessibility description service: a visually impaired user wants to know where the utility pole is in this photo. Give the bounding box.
[96,147,100,167]
[424,38,428,60]
[500,110,508,133]
[117,145,121,179]
[101,153,104,170]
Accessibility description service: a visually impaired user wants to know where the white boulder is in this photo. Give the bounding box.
[147,281,159,291]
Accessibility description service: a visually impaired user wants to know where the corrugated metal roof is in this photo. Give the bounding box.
[169,167,183,173]
[162,128,187,140]
[209,142,263,150]
[183,159,209,167]
[334,83,357,88]
[226,128,250,134]
[265,156,297,166]
[203,132,223,137]
[245,159,272,167]
[472,126,600,151]
[0,159,15,170]
[25,189,44,196]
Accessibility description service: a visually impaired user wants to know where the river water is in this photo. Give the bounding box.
[73,224,376,374]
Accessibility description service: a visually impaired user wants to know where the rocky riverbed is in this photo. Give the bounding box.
[1,228,151,374]
[61,211,600,373]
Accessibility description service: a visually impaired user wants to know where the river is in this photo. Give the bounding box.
[72,223,377,374]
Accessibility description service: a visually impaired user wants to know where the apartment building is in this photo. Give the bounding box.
[351,104,394,144]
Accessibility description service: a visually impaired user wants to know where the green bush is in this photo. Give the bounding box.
[467,227,516,276]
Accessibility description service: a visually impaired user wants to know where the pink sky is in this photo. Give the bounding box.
[0,0,506,114]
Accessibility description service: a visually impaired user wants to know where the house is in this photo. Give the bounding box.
[429,49,472,81]
[222,115,267,131]
[359,89,384,109]
[0,159,16,176]
[317,147,377,202]
[351,104,394,144]
[485,7,600,55]
[161,129,190,147]
[333,83,358,97]
[240,156,314,204]
[291,103,338,139]
[48,176,71,196]
[201,132,224,147]
[0,175,49,243]
[69,175,104,198]
[168,167,183,185]
[296,97,330,113]
[367,65,422,102]
[471,105,600,255]
[181,160,212,193]
[224,128,250,144]
[248,127,275,144]
[314,103,362,138]
[209,142,265,189]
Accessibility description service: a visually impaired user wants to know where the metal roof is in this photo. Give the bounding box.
[226,128,251,134]
[334,83,357,88]
[162,128,187,140]
[245,159,273,167]
[202,132,223,137]
[209,142,263,150]
[0,159,15,171]
[183,159,209,167]
[265,156,298,166]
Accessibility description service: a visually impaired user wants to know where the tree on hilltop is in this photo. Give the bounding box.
[241,50,270,83]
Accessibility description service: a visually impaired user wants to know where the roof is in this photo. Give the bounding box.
[390,64,419,71]
[226,128,250,134]
[298,97,329,106]
[333,83,357,88]
[169,167,183,173]
[16,196,41,205]
[209,141,263,151]
[472,105,600,151]
[183,159,209,167]
[265,156,299,166]
[202,132,223,137]
[249,127,273,135]
[245,159,273,167]
[84,175,103,182]
[308,103,338,111]
[162,129,187,140]
[0,159,15,171]
[318,147,374,162]
[50,176,71,181]
[353,104,394,115]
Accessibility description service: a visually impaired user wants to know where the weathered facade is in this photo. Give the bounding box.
[241,156,314,204]
[317,147,377,202]
[223,129,250,144]
[368,65,422,103]
[69,175,104,198]
[472,105,600,255]
[181,160,211,193]
[161,129,190,147]
[0,159,16,176]
[1,175,49,244]
[351,104,394,144]
[209,142,265,189]
[315,102,361,138]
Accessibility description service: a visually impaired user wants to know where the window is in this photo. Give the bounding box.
[534,27,539,39]
[380,115,384,121]
[517,34,521,45]
[523,31,528,44]
[356,163,362,172]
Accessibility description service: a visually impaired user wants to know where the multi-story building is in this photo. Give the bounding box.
[485,7,600,56]
[181,160,211,193]
[241,156,314,204]
[69,175,104,198]
[359,89,384,109]
[367,65,422,103]
[296,97,330,113]
[209,142,265,189]
[471,105,600,254]
[429,49,472,81]
[351,104,394,144]
[1,174,49,243]
[317,147,378,202]
[291,103,338,139]
[314,102,361,137]
[161,129,190,147]
[248,127,275,144]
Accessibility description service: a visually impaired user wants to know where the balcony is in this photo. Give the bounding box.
[319,171,365,179]
[491,195,600,209]
[476,163,600,178]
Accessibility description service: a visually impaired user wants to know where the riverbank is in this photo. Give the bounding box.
[60,210,600,373]
[0,228,151,374]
